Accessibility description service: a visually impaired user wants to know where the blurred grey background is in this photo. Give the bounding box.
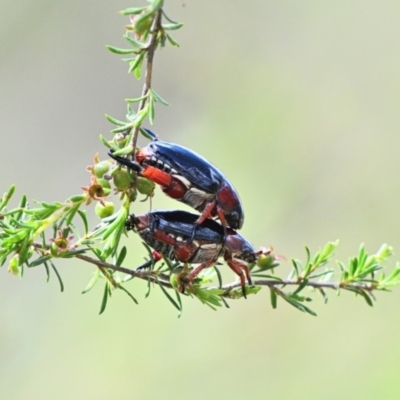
[1,1,400,399]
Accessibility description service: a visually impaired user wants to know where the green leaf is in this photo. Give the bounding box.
[0,185,16,211]
[127,52,144,75]
[50,261,64,292]
[150,89,169,105]
[123,33,147,49]
[175,291,183,318]
[82,269,101,294]
[220,297,230,309]
[316,240,339,265]
[65,194,85,203]
[99,282,110,314]
[375,244,393,262]
[144,278,151,297]
[355,289,374,307]
[116,246,127,267]
[269,287,278,309]
[158,281,181,312]
[29,255,52,268]
[165,34,180,47]
[106,45,138,55]
[132,53,145,79]
[125,94,149,103]
[148,97,155,125]
[132,104,149,127]
[118,285,138,305]
[14,194,27,221]
[162,22,184,31]
[99,134,112,149]
[120,6,147,15]
[43,261,50,282]
[105,114,127,126]
[77,210,89,235]
[319,288,328,304]
[281,293,317,316]
[64,203,80,227]
[214,266,223,288]
[291,258,301,278]
[292,278,309,295]
[111,125,133,134]
[162,10,179,24]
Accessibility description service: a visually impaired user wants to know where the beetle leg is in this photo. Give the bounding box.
[178,261,216,292]
[226,258,253,299]
[196,200,217,225]
[186,200,218,243]
[216,207,228,228]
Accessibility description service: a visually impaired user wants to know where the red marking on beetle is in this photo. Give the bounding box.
[175,244,196,262]
[153,230,176,245]
[216,183,240,212]
[141,166,172,186]
[136,148,151,163]
[152,251,163,262]
[163,179,187,199]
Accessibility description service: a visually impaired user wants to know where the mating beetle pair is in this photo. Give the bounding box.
[109,130,261,297]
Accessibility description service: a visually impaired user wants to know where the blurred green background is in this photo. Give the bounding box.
[1,1,400,399]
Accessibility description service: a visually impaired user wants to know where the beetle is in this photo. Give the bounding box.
[109,129,244,232]
[126,210,262,298]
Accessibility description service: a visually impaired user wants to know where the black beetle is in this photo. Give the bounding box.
[109,129,244,231]
[126,210,263,298]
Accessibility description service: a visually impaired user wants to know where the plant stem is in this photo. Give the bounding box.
[75,253,173,288]
[219,278,377,293]
[72,250,380,295]
[130,9,163,156]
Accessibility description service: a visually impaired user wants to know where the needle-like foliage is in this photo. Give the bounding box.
[1,1,399,316]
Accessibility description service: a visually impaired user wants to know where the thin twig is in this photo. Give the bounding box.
[76,253,172,287]
[130,9,163,155]
[218,278,378,293]
[32,243,173,289]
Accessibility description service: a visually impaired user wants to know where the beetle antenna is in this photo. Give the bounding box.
[108,151,142,173]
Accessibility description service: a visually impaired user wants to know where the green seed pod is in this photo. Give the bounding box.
[113,170,132,190]
[97,178,112,196]
[136,177,155,196]
[93,160,112,178]
[50,242,60,257]
[95,201,115,219]
[257,253,275,269]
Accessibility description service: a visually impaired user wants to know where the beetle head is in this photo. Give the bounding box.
[125,213,149,232]
[225,229,256,262]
